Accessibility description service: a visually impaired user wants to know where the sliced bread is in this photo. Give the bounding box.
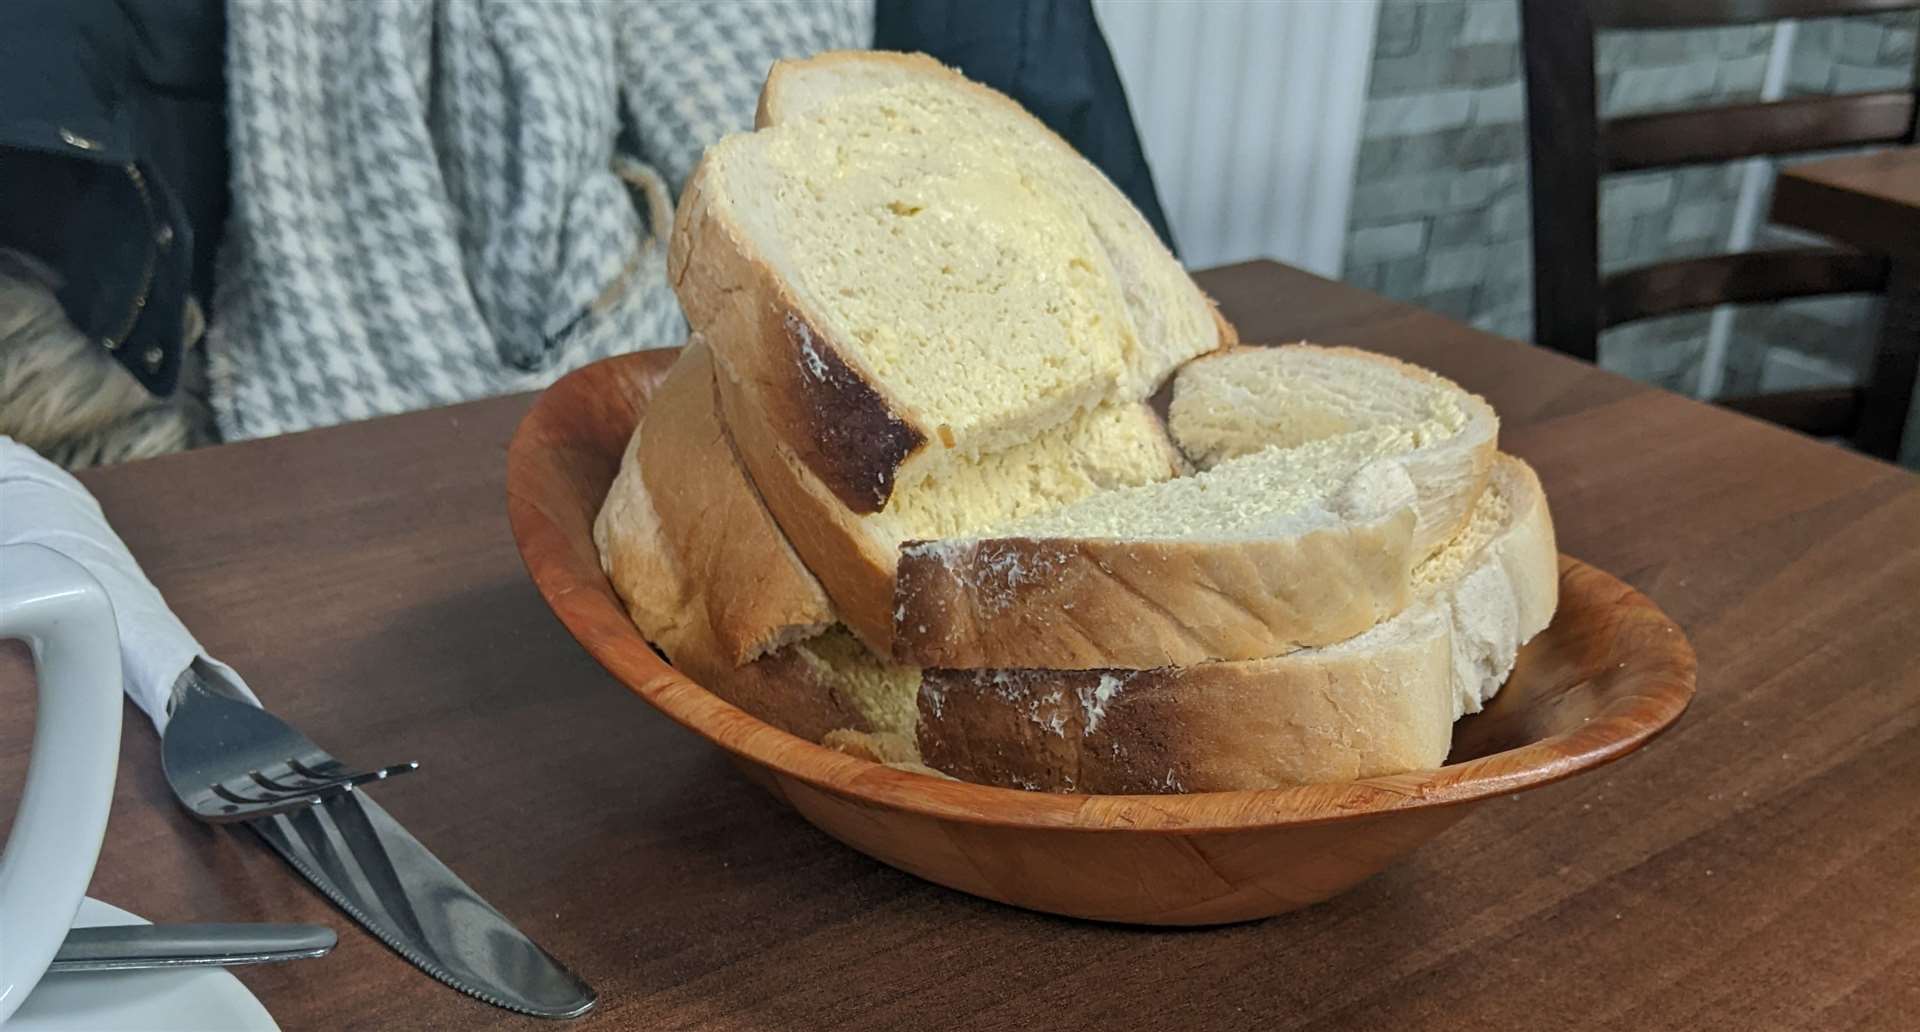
[890,345,1496,670]
[594,396,922,744]
[595,412,699,660]
[670,50,1225,515]
[596,359,1552,792]
[915,454,1559,793]
[616,340,834,665]
[893,440,1423,669]
[715,361,1184,657]
[594,422,872,743]
[1169,345,1498,556]
[755,50,1240,399]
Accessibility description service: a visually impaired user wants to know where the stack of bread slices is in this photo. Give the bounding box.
[595,51,1559,793]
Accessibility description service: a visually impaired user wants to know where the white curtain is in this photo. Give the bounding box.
[1095,0,1382,275]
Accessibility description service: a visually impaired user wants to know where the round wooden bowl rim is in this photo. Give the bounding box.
[506,352,1698,835]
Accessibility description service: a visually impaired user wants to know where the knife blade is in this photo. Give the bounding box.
[253,792,595,1020]
[50,923,336,973]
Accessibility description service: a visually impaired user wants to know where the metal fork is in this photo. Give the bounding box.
[157,660,597,1017]
[162,664,417,822]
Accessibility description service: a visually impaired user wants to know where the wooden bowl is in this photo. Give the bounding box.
[506,349,1697,926]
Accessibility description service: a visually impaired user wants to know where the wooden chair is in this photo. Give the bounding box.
[1520,0,1920,458]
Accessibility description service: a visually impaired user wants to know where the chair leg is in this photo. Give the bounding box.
[1853,258,1920,462]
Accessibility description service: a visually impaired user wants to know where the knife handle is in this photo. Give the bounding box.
[49,923,337,973]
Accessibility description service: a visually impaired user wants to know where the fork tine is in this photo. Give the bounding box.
[216,760,421,812]
[284,757,343,780]
[329,762,420,792]
[218,795,325,821]
[249,769,313,793]
[212,781,322,809]
[164,668,426,824]
[291,758,419,782]
[260,759,419,794]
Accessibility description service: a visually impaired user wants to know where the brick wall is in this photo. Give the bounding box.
[1344,0,1918,458]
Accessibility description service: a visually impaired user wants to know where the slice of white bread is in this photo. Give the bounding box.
[715,362,1184,657]
[593,428,866,742]
[598,340,833,666]
[593,388,922,745]
[755,51,1240,400]
[600,340,1175,669]
[1169,345,1498,557]
[890,345,1496,670]
[670,50,1227,515]
[893,442,1422,669]
[915,455,1558,793]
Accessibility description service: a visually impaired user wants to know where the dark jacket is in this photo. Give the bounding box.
[0,0,1164,403]
[0,0,227,399]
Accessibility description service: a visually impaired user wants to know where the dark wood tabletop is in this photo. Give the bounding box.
[1772,147,1920,264]
[4,260,1919,1030]
[1769,145,1920,472]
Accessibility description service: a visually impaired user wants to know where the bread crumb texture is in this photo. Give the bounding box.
[722,83,1129,457]
[1169,346,1469,470]
[794,627,922,738]
[709,66,1217,468]
[876,403,1175,541]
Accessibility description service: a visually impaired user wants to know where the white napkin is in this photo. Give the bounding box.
[0,437,258,732]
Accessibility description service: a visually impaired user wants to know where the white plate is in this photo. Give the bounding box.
[7,898,278,1032]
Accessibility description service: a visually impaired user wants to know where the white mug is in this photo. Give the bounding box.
[0,544,122,1023]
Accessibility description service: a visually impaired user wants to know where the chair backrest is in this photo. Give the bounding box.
[1520,0,1920,362]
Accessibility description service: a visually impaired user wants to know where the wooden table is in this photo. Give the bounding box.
[1770,146,1920,461]
[4,261,1919,1030]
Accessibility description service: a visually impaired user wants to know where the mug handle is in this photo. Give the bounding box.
[0,544,122,1021]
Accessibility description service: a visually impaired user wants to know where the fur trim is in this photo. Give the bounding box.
[0,254,212,469]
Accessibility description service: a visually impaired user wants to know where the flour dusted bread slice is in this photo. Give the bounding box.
[916,455,1558,793]
[671,50,1225,515]
[1169,345,1498,556]
[715,362,1184,657]
[895,438,1423,669]
[892,344,1496,670]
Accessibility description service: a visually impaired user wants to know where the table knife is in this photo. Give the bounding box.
[50,923,336,973]
[161,664,595,1020]
[252,792,595,1019]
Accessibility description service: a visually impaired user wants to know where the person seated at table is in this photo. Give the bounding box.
[0,0,1168,468]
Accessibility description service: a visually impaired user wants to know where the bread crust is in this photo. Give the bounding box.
[757,50,939,127]
[670,160,925,514]
[916,616,1454,793]
[892,475,1422,669]
[631,341,835,664]
[714,358,904,655]
[916,455,1558,792]
[595,418,699,660]
[682,633,879,748]
[678,50,1229,515]
[889,344,1502,669]
[594,412,871,742]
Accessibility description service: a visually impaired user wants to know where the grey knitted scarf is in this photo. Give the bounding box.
[211,0,871,440]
